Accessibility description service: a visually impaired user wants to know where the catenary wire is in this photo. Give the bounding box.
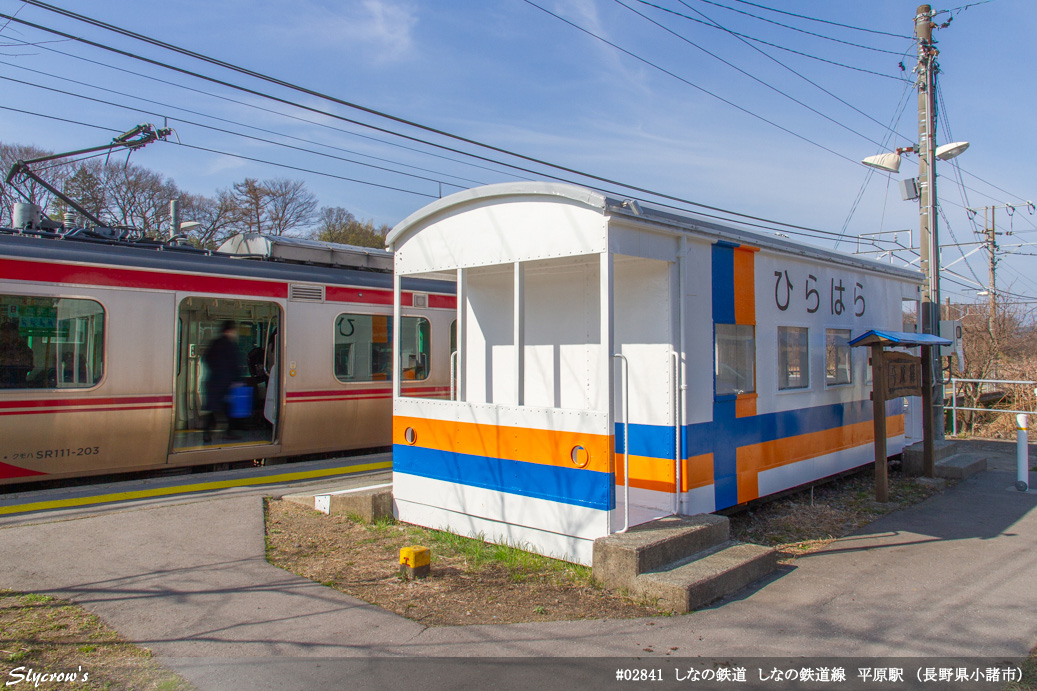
[614,0,893,149]
[720,0,913,39]
[0,35,531,184]
[0,9,871,240]
[0,104,439,199]
[0,70,480,190]
[675,0,916,144]
[679,0,909,55]
[630,0,910,80]
[522,0,864,166]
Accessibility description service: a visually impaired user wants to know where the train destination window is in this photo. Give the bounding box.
[0,295,104,390]
[825,328,853,386]
[715,323,755,396]
[778,326,810,391]
[334,314,430,383]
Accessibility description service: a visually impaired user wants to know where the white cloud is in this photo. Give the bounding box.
[269,0,419,65]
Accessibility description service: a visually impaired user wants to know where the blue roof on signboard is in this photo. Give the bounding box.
[848,330,952,347]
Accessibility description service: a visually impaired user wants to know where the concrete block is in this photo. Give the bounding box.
[592,514,729,591]
[324,488,394,522]
[902,440,959,477]
[635,541,779,613]
[935,453,987,480]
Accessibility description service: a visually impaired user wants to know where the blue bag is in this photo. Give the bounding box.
[227,385,252,419]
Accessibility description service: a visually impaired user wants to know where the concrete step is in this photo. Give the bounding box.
[635,541,780,613]
[935,453,987,480]
[592,514,729,591]
[902,439,960,476]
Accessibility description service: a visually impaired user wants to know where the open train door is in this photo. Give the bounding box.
[170,295,282,455]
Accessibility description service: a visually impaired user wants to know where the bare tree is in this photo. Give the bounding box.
[265,178,317,236]
[310,206,390,248]
[952,297,1036,436]
[224,177,318,237]
[103,162,180,235]
[228,178,268,234]
[179,190,238,249]
[0,142,73,225]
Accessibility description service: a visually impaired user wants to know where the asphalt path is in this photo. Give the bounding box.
[0,444,1034,690]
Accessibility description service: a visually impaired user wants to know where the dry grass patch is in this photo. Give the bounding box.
[266,462,959,624]
[265,499,665,625]
[729,468,951,561]
[0,590,193,691]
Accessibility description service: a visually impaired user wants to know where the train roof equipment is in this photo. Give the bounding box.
[387,181,924,565]
[217,233,392,272]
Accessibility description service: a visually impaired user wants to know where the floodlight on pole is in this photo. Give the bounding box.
[935,141,970,161]
[861,146,920,174]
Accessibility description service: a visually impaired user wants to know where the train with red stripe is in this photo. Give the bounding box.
[0,226,455,485]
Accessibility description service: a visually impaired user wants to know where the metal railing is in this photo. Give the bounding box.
[949,377,1037,436]
[613,353,630,534]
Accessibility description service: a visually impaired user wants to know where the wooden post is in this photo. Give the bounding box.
[921,344,935,478]
[871,344,889,503]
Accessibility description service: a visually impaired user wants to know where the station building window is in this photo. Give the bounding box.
[826,328,853,386]
[778,326,809,390]
[715,323,755,396]
[0,295,104,390]
[334,314,430,383]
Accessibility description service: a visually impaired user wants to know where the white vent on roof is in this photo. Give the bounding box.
[289,284,325,302]
[412,292,428,308]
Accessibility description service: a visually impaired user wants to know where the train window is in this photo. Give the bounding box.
[778,326,809,391]
[0,295,104,390]
[334,314,430,382]
[715,323,755,396]
[825,328,853,386]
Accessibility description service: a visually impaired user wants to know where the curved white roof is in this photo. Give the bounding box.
[386,182,607,248]
[388,182,921,282]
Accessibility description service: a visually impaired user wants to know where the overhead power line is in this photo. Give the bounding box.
[719,0,913,39]
[0,104,439,199]
[522,0,861,166]
[675,0,915,146]
[632,0,908,80]
[0,6,868,241]
[0,68,483,190]
[614,0,892,150]
[0,35,532,184]
[682,0,910,54]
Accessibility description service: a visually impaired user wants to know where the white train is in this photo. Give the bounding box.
[0,228,454,485]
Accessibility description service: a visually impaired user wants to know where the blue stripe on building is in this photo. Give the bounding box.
[393,445,613,511]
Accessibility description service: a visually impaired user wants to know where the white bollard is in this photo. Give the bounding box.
[1017,414,1030,492]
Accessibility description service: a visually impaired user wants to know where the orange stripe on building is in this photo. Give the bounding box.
[682,453,714,492]
[393,415,612,473]
[732,245,758,326]
[735,393,758,419]
[613,452,715,493]
[735,414,906,503]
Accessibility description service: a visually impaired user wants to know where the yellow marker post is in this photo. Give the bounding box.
[399,545,430,579]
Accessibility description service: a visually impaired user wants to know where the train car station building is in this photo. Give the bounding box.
[386,182,922,565]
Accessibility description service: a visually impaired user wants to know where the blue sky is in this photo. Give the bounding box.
[0,0,1034,306]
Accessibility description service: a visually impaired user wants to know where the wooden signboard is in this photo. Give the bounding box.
[883,351,922,398]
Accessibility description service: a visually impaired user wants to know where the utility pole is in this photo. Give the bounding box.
[983,206,997,339]
[915,4,943,438]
